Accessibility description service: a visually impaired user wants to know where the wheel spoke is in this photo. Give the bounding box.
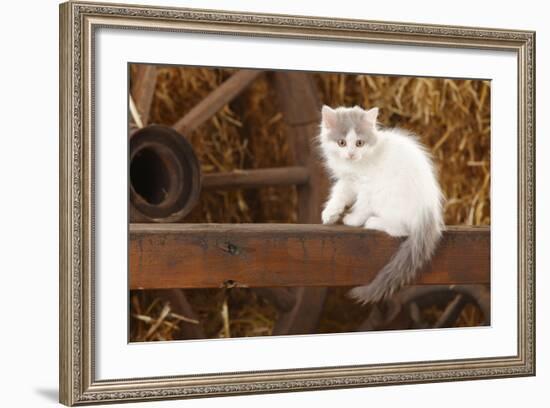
[172,69,262,135]
[434,293,465,328]
[253,288,297,313]
[272,287,327,335]
[131,64,157,126]
[409,301,429,329]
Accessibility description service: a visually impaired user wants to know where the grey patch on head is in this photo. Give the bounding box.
[325,107,376,144]
[348,208,443,305]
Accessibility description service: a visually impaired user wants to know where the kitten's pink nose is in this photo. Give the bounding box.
[347,153,355,159]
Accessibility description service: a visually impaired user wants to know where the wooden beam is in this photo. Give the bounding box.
[172,69,262,135]
[129,224,490,290]
[202,166,309,190]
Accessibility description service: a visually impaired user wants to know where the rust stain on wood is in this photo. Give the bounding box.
[129,224,490,290]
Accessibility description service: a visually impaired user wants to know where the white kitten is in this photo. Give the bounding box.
[318,105,444,304]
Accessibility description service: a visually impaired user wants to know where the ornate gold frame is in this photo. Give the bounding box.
[59,1,535,405]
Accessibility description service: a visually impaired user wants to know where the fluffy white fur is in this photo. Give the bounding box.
[319,105,444,304]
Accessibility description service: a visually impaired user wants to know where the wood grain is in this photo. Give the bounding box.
[129,224,490,290]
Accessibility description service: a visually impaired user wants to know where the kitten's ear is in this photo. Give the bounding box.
[321,105,337,128]
[364,107,379,124]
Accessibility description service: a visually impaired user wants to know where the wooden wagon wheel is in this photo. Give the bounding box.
[130,66,329,338]
[356,284,491,332]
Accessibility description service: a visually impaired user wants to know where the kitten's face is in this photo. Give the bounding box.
[320,105,378,163]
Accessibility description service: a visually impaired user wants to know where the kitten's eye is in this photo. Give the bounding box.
[337,139,346,147]
[356,140,365,147]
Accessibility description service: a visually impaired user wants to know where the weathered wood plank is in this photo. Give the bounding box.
[202,166,309,190]
[129,224,490,290]
[172,69,262,135]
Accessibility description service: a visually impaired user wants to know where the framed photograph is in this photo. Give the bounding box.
[59,1,535,405]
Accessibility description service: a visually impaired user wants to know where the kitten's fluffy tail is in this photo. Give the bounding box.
[348,210,443,304]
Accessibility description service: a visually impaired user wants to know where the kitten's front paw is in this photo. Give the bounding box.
[322,207,341,224]
[343,212,367,227]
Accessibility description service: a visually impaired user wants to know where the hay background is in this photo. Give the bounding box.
[129,65,490,342]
